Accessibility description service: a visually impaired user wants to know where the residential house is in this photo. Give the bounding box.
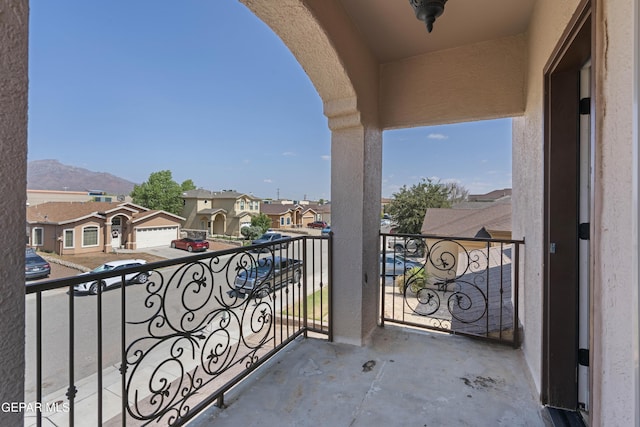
[182,189,261,237]
[420,199,512,279]
[313,202,331,225]
[3,1,640,426]
[27,189,92,205]
[468,188,512,203]
[260,203,316,229]
[27,189,133,206]
[26,202,184,254]
[263,199,331,226]
[422,198,512,242]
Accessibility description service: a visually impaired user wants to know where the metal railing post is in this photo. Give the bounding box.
[513,242,521,348]
[328,232,333,342]
[66,284,77,426]
[303,236,308,337]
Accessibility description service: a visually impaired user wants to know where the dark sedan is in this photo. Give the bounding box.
[25,248,51,280]
[170,238,209,252]
[251,232,291,252]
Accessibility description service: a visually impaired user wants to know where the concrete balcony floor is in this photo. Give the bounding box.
[190,325,548,427]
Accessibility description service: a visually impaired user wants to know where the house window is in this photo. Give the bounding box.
[286,217,291,225]
[82,226,99,247]
[63,229,74,248]
[32,228,44,246]
[280,218,284,226]
[240,200,245,210]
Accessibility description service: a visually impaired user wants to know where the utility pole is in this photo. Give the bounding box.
[277,188,280,200]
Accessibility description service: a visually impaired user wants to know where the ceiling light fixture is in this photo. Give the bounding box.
[409,0,448,33]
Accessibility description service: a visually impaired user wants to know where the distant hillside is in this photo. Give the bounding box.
[27,159,137,196]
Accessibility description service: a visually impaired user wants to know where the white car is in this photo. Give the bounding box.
[75,259,150,295]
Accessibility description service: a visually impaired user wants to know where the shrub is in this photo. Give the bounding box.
[241,225,263,241]
[395,266,429,294]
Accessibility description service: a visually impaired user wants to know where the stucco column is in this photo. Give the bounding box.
[327,98,382,346]
[0,1,28,425]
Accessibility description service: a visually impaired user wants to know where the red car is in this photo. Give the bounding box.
[170,238,209,252]
[307,221,328,229]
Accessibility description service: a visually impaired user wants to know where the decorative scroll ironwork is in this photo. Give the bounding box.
[116,241,322,425]
[382,234,522,345]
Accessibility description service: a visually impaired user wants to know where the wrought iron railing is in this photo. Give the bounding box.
[380,233,524,347]
[24,235,331,426]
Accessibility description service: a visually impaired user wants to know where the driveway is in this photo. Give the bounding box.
[136,240,239,259]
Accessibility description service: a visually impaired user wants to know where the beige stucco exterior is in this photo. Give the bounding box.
[2,1,639,425]
[380,34,527,129]
[245,0,640,423]
[182,190,260,236]
[1,1,29,424]
[27,203,183,254]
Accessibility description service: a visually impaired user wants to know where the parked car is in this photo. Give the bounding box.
[321,226,331,236]
[74,259,150,295]
[386,235,425,256]
[171,237,209,252]
[233,256,302,298]
[307,221,328,229]
[251,232,291,252]
[25,248,50,280]
[380,254,421,276]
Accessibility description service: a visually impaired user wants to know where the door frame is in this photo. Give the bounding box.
[542,0,593,411]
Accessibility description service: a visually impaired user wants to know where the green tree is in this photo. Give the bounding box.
[130,170,186,216]
[251,213,272,234]
[386,178,452,234]
[181,179,196,192]
[241,225,263,241]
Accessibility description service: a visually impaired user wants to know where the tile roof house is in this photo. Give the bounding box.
[467,188,512,202]
[182,189,261,237]
[260,203,317,229]
[26,201,184,254]
[421,198,512,250]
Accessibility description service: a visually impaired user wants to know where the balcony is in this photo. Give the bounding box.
[24,234,543,426]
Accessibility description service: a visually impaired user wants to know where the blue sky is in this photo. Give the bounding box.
[28,0,511,201]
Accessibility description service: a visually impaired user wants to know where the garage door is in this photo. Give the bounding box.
[135,226,179,249]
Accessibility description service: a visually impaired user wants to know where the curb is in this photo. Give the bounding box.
[39,254,91,273]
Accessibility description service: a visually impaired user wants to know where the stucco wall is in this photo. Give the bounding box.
[0,1,28,425]
[591,0,637,423]
[181,199,198,229]
[515,1,640,422]
[380,34,527,129]
[512,0,582,396]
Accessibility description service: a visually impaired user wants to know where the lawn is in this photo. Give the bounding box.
[283,285,329,321]
[41,251,166,271]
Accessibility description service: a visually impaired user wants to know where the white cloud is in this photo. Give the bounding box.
[428,133,448,140]
[263,178,273,183]
[282,151,296,157]
[321,155,331,161]
[442,178,462,185]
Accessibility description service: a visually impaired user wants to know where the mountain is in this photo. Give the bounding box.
[27,159,137,196]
